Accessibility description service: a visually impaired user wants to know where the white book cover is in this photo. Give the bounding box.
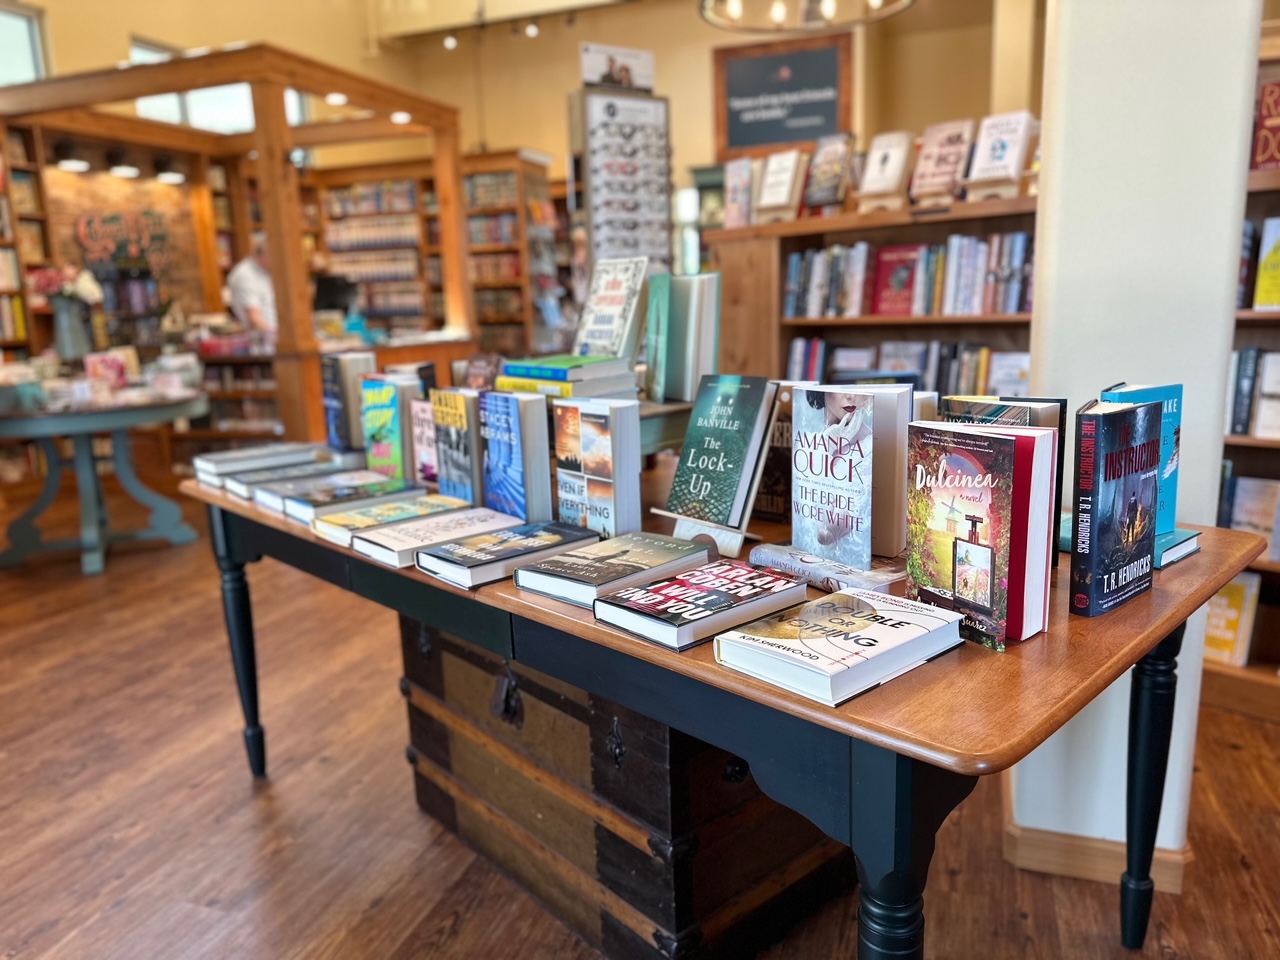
[805,250,831,319]
[859,132,912,196]
[1225,351,1239,435]
[1258,352,1280,396]
[942,235,963,315]
[842,242,870,318]
[1230,477,1280,561]
[967,110,1036,183]
[572,257,650,361]
[830,346,877,372]
[757,150,802,210]
[986,352,1031,397]
[353,507,521,559]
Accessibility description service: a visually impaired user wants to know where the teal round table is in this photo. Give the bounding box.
[0,393,209,574]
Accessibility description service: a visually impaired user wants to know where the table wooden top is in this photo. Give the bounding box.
[182,479,1263,776]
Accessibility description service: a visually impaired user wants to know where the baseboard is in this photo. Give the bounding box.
[1000,771,1192,894]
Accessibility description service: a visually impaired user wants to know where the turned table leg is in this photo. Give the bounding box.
[850,740,977,960]
[209,505,266,777]
[1121,622,1185,949]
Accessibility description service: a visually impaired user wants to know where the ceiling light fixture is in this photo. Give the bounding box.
[525,21,539,37]
[154,156,186,185]
[53,140,90,173]
[107,150,140,179]
[443,34,458,50]
[701,0,911,32]
[325,92,349,106]
[390,111,412,125]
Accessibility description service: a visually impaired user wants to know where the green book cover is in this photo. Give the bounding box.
[645,273,671,401]
[666,375,770,526]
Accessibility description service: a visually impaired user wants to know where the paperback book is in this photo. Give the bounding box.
[859,131,913,197]
[910,119,975,199]
[321,352,375,452]
[253,469,396,515]
[192,442,320,477]
[714,589,964,706]
[352,507,522,568]
[284,477,417,523]
[430,388,484,504]
[967,110,1036,185]
[214,460,343,498]
[665,375,776,529]
[480,391,552,523]
[1204,572,1261,666]
[1230,476,1280,561]
[513,532,709,608]
[361,373,420,481]
[593,559,807,651]
[553,398,642,538]
[415,522,600,588]
[1069,399,1161,617]
[312,493,469,547]
[501,355,630,382]
[804,133,853,209]
[723,156,754,229]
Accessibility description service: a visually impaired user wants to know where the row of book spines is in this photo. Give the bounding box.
[782,232,1033,320]
[1225,347,1280,436]
[787,337,1007,396]
[0,293,26,340]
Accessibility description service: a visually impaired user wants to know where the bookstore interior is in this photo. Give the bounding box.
[0,2,1276,959]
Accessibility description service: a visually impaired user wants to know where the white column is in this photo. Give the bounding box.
[1015,0,1261,854]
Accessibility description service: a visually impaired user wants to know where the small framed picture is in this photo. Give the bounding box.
[952,539,994,614]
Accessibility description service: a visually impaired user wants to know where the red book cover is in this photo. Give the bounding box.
[598,559,802,627]
[1253,81,1280,170]
[872,245,920,315]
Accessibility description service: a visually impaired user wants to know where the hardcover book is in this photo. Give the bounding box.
[872,246,921,315]
[714,589,964,706]
[1229,476,1280,561]
[747,543,908,596]
[361,373,419,481]
[1254,218,1280,310]
[593,559,807,651]
[572,257,649,362]
[553,398,643,538]
[1252,81,1280,171]
[415,522,600,588]
[284,476,417,523]
[910,119,975,199]
[192,442,320,477]
[480,391,551,523]
[1069,399,1162,617]
[1204,572,1261,666]
[906,421,1056,647]
[723,156,755,229]
[645,272,670,402]
[410,399,439,485]
[1100,383,1182,536]
[253,469,394,515]
[321,352,375,452]
[311,493,469,547]
[501,355,630,382]
[751,382,801,524]
[430,388,483,505]
[352,507,522,568]
[492,373,638,398]
[221,460,346,500]
[804,134,852,209]
[967,110,1035,184]
[859,131,913,196]
[665,375,776,529]
[513,532,709,608]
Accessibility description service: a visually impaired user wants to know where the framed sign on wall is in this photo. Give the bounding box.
[713,35,852,162]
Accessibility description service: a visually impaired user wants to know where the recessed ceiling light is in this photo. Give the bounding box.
[524,21,540,37]
[58,158,90,173]
[390,111,411,125]
[325,92,348,106]
[157,170,186,185]
[110,164,141,179]
[443,34,458,50]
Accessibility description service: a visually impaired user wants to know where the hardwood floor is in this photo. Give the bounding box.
[0,479,1277,959]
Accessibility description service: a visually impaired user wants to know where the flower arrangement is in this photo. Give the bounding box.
[28,265,105,305]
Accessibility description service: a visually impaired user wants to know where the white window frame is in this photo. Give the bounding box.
[0,0,49,86]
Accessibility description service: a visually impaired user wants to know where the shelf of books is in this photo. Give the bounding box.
[1211,50,1280,721]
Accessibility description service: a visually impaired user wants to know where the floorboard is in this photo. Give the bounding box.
[0,478,1276,959]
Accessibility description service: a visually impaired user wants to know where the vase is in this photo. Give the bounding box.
[51,295,91,362]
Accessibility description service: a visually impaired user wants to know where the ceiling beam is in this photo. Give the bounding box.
[10,108,225,155]
[219,115,432,156]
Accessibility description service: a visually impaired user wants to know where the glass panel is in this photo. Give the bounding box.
[187,83,255,134]
[0,9,42,87]
[130,41,186,125]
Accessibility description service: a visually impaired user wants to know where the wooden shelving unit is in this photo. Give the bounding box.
[708,194,1038,380]
[1202,660,1280,724]
[1224,434,1280,449]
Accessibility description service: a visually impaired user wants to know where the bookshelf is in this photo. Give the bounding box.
[706,196,1038,380]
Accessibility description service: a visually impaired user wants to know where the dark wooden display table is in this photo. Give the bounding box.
[181,480,1263,960]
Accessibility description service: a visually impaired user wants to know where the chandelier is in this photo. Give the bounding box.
[700,0,914,33]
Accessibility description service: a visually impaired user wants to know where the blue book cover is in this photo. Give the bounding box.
[1100,383,1181,536]
[480,392,527,520]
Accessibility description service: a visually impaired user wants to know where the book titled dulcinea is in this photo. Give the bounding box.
[714,589,964,706]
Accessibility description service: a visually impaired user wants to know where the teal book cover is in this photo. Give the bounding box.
[362,378,406,482]
[1100,383,1181,536]
[645,273,671,401]
[480,392,527,520]
[666,375,769,527]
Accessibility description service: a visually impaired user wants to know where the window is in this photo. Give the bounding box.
[130,38,307,133]
[0,3,45,87]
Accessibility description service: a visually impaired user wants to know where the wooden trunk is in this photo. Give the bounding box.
[399,614,855,960]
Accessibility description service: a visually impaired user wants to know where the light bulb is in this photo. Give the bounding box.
[390,111,411,125]
[770,0,787,23]
[820,0,836,18]
[524,21,539,37]
[443,34,458,50]
[325,92,348,106]
[726,0,743,19]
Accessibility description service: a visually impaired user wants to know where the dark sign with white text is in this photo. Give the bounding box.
[724,45,842,150]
